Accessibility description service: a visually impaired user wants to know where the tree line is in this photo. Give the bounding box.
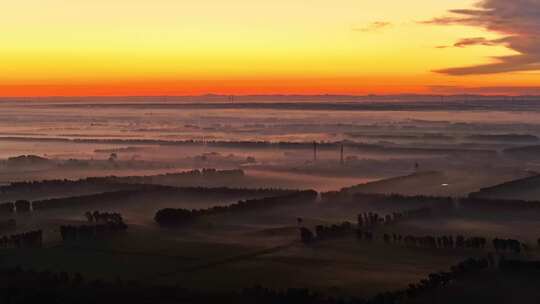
[92,168,245,186]
[4,185,540,217]
[0,169,245,194]
[0,186,292,214]
[155,190,318,227]
[360,231,528,254]
[357,207,431,228]
[301,218,530,254]
[321,191,453,208]
[323,190,540,213]
[60,212,127,241]
[376,233,488,250]
[300,207,432,243]
[84,211,124,224]
[0,230,42,248]
[0,200,32,214]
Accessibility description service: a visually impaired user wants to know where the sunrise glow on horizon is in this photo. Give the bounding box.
[1,0,539,97]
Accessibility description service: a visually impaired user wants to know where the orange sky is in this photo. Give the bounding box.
[0,0,538,96]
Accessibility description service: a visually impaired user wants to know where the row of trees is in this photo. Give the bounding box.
[384,234,488,250]
[299,207,434,244]
[362,231,526,253]
[324,189,540,213]
[300,221,356,243]
[302,221,528,254]
[0,186,292,213]
[93,168,245,185]
[323,191,540,213]
[321,191,453,209]
[0,169,245,192]
[84,211,124,224]
[493,238,523,253]
[0,230,42,248]
[155,190,318,227]
[0,200,32,214]
[357,207,431,228]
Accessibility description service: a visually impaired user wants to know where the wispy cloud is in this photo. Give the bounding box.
[454,37,504,48]
[435,37,506,49]
[423,0,540,75]
[430,85,540,95]
[352,21,392,33]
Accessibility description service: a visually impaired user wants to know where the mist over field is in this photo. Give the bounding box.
[4,0,540,301]
[2,98,540,303]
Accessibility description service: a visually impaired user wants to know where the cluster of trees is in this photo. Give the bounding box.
[302,220,529,255]
[300,207,433,244]
[386,234,487,250]
[299,221,356,243]
[357,207,431,227]
[15,200,31,212]
[493,238,523,253]
[155,190,317,227]
[84,211,123,224]
[362,231,528,254]
[60,219,128,241]
[300,222,373,244]
[299,227,315,243]
[0,230,42,248]
[0,200,32,214]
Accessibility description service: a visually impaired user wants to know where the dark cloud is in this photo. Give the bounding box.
[352,21,391,32]
[424,0,540,75]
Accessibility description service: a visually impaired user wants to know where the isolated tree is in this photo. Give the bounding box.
[299,227,314,243]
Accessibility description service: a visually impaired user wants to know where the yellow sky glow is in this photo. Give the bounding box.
[0,0,536,96]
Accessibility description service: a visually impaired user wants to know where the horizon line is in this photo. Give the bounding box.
[1,93,540,100]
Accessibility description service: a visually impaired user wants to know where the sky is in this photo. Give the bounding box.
[1,0,539,96]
